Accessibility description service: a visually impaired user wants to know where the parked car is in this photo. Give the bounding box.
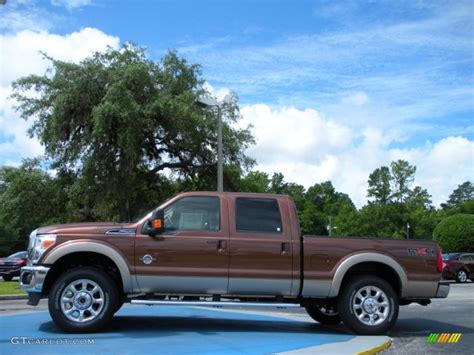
[0,251,28,281]
[442,253,474,283]
[20,192,448,334]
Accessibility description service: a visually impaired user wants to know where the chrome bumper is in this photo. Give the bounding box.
[435,281,450,298]
[19,265,50,293]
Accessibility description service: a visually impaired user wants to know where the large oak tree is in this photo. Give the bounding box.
[12,44,254,221]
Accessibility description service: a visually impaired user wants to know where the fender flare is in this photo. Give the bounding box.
[42,240,133,293]
[328,252,408,297]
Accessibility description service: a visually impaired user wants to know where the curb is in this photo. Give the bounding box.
[0,294,28,300]
[279,336,392,355]
[356,338,392,355]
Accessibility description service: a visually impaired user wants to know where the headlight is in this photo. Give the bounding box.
[29,234,57,263]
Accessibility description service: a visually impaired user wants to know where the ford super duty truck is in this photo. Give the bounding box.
[20,191,449,334]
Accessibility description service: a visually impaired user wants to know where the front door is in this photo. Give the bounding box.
[134,195,229,294]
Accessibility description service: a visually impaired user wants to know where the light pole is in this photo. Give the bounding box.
[196,95,231,192]
[327,216,337,236]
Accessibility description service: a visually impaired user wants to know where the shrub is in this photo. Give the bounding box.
[433,214,474,252]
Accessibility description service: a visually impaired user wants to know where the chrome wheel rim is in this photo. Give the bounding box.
[60,279,105,323]
[352,285,389,326]
[458,271,467,282]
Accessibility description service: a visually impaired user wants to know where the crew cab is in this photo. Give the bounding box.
[20,192,449,334]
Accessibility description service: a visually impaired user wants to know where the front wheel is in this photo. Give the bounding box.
[48,267,119,333]
[338,275,399,335]
[305,304,342,325]
[456,270,468,283]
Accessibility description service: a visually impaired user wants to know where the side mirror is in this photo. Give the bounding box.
[147,209,165,236]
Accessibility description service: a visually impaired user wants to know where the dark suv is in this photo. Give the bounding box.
[0,251,28,281]
[442,253,474,283]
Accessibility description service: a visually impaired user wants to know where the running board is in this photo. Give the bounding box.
[130,300,301,308]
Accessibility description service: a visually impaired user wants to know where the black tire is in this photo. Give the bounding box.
[456,269,468,283]
[2,275,13,281]
[305,304,342,325]
[338,275,399,335]
[48,267,119,333]
[114,299,124,314]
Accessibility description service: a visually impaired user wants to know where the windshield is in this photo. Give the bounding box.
[131,195,175,223]
[8,251,27,259]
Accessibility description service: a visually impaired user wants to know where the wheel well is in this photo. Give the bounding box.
[340,262,402,297]
[43,252,123,296]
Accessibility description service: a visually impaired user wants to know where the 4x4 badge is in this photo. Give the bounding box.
[140,254,156,265]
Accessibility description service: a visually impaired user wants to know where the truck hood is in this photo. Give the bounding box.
[37,222,137,235]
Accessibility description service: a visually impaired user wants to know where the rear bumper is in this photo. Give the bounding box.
[435,281,450,298]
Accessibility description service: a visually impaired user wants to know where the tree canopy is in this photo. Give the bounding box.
[12,45,254,221]
[433,214,474,252]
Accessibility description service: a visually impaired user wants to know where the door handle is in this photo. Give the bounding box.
[217,240,227,253]
[281,242,291,255]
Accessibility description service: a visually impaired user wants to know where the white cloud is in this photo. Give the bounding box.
[239,105,353,163]
[0,0,62,33]
[203,82,231,102]
[239,104,474,208]
[1,28,120,86]
[51,0,92,10]
[0,28,120,164]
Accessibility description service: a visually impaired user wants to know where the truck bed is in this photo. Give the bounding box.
[301,235,441,299]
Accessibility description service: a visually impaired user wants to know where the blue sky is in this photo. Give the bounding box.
[0,0,473,207]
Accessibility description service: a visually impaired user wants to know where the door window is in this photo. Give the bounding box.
[235,197,282,233]
[164,196,220,232]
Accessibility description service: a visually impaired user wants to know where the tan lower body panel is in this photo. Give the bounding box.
[135,275,293,296]
[301,279,332,297]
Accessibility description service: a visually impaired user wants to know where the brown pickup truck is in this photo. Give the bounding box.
[20,191,449,334]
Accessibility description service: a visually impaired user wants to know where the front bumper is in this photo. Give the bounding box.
[19,265,50,293]
[435,281,450,298]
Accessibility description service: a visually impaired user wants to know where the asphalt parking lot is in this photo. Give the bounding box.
[385,281,474,354]
[0,282,472,354]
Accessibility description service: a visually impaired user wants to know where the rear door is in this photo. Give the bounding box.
[463,254,474,278]
[227,195,294,296]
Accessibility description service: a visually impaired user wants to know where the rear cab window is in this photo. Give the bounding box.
[235,197,282,233]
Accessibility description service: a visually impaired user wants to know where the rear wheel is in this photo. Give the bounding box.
[305,304,342,325]
[456,269,468,283]
[338,275,399,335]
[2,275,13,281]
[48,267,118,333]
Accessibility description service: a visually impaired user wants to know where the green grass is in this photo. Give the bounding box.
[0,280,26,295]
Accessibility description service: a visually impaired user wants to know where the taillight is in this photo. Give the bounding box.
[437,250,443,273]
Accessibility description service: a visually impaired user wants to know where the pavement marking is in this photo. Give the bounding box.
[278,336,392,355]
[0,305,355,354]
